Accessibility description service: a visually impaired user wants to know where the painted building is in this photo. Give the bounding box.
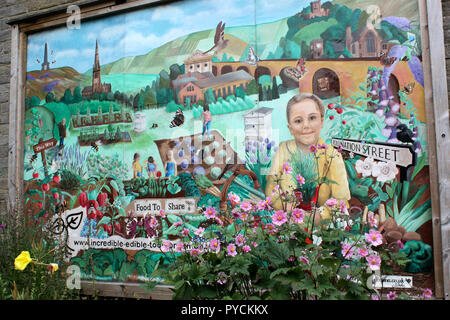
[345,26,396,58]
[304,0,329,19]
[82,40,112,97]
[243,107,273,145]
[184,50,213,74]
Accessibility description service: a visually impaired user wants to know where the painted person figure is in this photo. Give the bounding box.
[57,118,66,147]
[265,93,351,223]
[165,141,177,177]
[201,105,212,138]
[133,153,143,179]
[144,156,158,178]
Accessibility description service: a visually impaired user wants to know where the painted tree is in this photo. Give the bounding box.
[73,86,82,103]
[272,77,280,99]
[204,88,216,105]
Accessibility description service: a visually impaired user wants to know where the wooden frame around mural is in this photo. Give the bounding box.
[6,0,449,299]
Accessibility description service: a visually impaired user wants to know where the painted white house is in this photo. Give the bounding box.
[243,107,273,145]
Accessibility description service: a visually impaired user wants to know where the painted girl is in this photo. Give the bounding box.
[201,105,212,138]
[132,152,143,179]
[144,156,158,178]
[164,141,177,177]
[265,93,351,222]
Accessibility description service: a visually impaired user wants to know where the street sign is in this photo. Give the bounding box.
[32,138,58,176]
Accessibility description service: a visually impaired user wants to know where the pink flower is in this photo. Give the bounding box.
[368,211,377,228]
[238,211,249,221]
[175,242,184,253]
[325,198,338,207]
[318,144,328,150]
[209,238,220,253]
[341,243,354,259]
[339,200,348,215]
[181,228,190,237]
[265,223,277,234]
[299,256,309,264]
[296,174,305,185]
[271,210,288,226]
[217,272,227,285]
[371,294,380,300]
[366,254,381,271]
[365,229,383,247]
[240,201,252,212]
[149,217,158,228]
[159,210,167,218]
[357,247,369,258]
[173,221,182,228]
[396,240,404,249]
[235,234,245,246]
[204,206,217,219]
[291,208,305,224]
[251,241,258,248]
[257,197,272,211]
[242,245,251,253]
[227,243,237,257]
[423,288,433,299]
[194,227,205,237]
[227,192,241,206]
[271,184,280,195]
[387,291,397,300]
[309,145,318,154]
[282,162,292,174]
[162,240,171,252]
[190,248,200,257]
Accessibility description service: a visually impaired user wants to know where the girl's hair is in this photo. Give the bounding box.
[133,153,140,161]
[148,156,154,163]
[286,93,325,123]
[203,105,209,112]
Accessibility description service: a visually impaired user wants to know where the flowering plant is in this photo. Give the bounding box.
[147,170,410,300]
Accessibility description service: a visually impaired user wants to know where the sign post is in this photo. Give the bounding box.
[33,138,57,176]
[331,138,417,181]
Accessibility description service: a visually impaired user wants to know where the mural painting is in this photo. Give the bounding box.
[23,0,434,292]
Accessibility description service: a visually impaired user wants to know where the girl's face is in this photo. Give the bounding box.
[287,99,323,147]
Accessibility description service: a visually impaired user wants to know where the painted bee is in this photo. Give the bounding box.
[55,195,69,215]
[30,154,38,164]
[90,140,102,152]
[402,82,415,95]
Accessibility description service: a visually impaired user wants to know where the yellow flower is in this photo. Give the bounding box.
[14,251,32,271]
[48,263,59,273]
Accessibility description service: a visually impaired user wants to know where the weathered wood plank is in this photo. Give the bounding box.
[81,281,174,300]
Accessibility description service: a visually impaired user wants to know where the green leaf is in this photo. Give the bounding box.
[195,285,217,299]
[411,152,427,181]
[97,216,111,226]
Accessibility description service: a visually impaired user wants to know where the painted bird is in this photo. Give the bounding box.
[203,21,229,55]
[396,124,415,143]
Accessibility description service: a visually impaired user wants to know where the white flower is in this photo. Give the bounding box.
[312,234,322,245]
[355,157,376,177]
[372,161,399,182]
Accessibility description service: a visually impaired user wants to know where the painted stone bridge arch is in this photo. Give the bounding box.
[211,59,425,121]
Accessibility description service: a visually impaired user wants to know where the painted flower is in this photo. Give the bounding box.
[227,192,241,206]
[318,144,328,150]
[204,206,217,219]
[159,210,167,218]
[365,229,383,247]
[368,211,378,228]
[299,256,309,264]
[227,243,237,257]
[15,251,32,271]
[41,183,50,192]
[175,242,184,253]
[366,254,381,271]
[282,162,292,174]
[240,201,252,212]
[372,161,399,182]
[339,200,348,215]
[396,239,404,249]
[172,220,183,228]
[296,174,305,185]
[387,291,397,300]
[423,288,433,299]
[271,210,288,226]
[235,234,245,246]
[209,238,220,253]
[355,157,376,177]
[242,245,251,253]
[149,217,158,228]
[194,227,205,237]
[291,208,305,224]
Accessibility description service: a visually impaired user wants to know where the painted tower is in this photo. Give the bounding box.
[41,42,50,71]
[92,40,102,93]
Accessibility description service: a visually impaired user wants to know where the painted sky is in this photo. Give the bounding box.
[27,0,331,73]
